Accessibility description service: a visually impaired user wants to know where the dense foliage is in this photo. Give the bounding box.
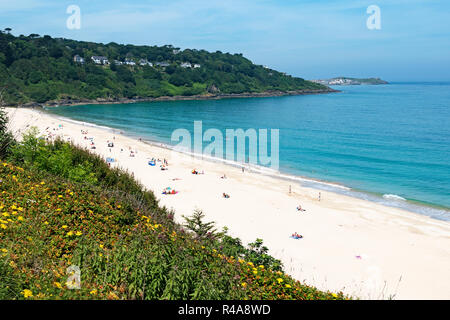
[0,30,329,106]
[0,99,14,158]
[0,130,347,300]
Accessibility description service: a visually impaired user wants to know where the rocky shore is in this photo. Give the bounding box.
[15,88,340,108]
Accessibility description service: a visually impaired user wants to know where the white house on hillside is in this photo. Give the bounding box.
[193,64,201,68]
[73,55,85,64]
[139,59,153,67]
[155,62,170,67]
[91,56,109,65]
[125,58,136,66]
[180,62,192,68]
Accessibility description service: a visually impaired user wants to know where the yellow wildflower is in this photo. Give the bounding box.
[18,216,24,221]
[1,248,7,253]
[21,289,33,298]
[66,231,74,236]
[90,289,97,295]
[75,231,82,236]
[277,278,284,284]
[285,284,292,288]
[241,282,247,287]
[332,293,338,298]
[0,224,7,229]
[54,282,62,289]
[62,225,68,229]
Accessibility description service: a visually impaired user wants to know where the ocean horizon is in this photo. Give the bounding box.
[46,82,450,221]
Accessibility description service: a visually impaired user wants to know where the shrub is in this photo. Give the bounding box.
[0,99,14,158]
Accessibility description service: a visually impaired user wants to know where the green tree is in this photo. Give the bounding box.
[183,209,222,240]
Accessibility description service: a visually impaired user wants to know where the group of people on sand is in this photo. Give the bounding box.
[162,187,178,195]
[192,169,204,175]
[148,158,169,170]
[291,232,303,239]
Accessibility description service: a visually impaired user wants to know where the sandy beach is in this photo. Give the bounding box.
[6,107,450,300]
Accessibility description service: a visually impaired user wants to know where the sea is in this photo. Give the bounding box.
[46,82,450,221]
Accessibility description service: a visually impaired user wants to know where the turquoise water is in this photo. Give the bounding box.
[47,83,450,221]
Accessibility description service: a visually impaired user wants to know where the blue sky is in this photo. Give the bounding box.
[1,0,449,81]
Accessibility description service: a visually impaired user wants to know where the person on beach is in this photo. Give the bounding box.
[297,205,305,212]
[292,232,303,239]
[221,174,227,179]
[318,192,321,202]
[223,193,230,199]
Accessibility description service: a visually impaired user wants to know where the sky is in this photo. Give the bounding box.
[1,0,449,81]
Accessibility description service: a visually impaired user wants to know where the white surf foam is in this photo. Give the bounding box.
[383,194,407,201]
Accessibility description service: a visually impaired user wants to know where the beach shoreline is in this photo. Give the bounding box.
[6,107,450,300]
[47,106,450,222]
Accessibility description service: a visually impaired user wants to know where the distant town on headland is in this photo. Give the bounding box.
[311,77,388,86]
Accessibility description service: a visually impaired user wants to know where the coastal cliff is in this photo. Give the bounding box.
[19,88,339,108]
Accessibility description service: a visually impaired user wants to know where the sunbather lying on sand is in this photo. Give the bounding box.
[223,193,230,199]
[296,205,306,212]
